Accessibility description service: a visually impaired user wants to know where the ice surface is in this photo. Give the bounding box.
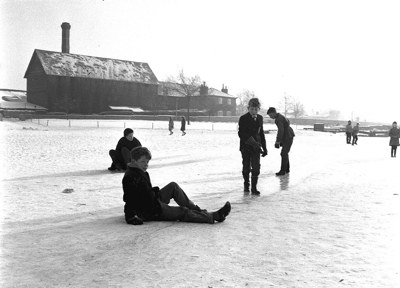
[0,119,399,287]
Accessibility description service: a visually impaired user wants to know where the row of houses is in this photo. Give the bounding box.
[22,23,237,116]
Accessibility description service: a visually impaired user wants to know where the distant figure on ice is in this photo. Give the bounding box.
[238,98,268,195]
[168,117,174,135]
[122,147,231,225]
[108,128,142,171]
[345,120,353,144]
[267,107,295,176]
[180,116,186,136]
[389,121,400,157]
[352,122,359,145]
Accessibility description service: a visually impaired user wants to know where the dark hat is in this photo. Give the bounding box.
[266,107,276,114]
[124,128,133,137]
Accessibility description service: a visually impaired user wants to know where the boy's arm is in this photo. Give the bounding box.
[258,116,267,155]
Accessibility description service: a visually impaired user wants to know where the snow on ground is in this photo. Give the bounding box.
[0,118,399,287]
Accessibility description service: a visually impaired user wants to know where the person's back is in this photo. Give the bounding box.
[274,113,294,144]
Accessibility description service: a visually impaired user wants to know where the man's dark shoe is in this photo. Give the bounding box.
[244,182,250,193]
[108,166,116,171]
[251,189,260,195]
[213,201,231,222]
[276,171,286,176]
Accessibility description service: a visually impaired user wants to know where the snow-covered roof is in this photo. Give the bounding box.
[0,89,27,102]
[24,49,159,85]
[109,106,144,112]
[158,82,235,98]
[0,89,46,110]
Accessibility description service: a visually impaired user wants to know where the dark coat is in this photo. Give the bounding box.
[274,113,295,144]
[238,112,267,151]
[389,127,400,146]
[181,118,186,131]
[122,167,161,221]
[116,137,141,153]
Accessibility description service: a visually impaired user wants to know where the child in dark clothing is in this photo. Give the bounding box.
[122,147,231,225]
[180,116,186,136]
[389,121,400,157]
[108,128,142,171]
[238,98,268,194]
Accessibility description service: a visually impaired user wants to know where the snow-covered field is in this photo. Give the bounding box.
[0,118,399,287]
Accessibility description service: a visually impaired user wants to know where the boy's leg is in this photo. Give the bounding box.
[158,202,213,223]
[241,149,251,192]
[109,149,125,170]
[121,147,131,168]
[158,182,201,211]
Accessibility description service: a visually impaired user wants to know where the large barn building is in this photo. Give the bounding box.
[24,22,236,116]
[24,49,159,114]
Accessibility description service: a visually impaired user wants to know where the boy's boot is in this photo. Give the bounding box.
[212,202,231,222]
[251,176,260,195]
[243,173,250,192]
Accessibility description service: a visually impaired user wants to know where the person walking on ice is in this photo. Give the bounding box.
[389,121,400,157]
[267,107,295,176]
[345,120,353,144]
[352,122,359,145]
[238,98,268,195]
[168,117,174,135]
[122,147,231,225]
[180,116,186,136]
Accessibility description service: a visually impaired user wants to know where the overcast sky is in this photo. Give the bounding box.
[1,0,400,122]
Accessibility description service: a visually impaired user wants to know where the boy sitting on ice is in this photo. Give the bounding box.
[122,147,231,225]
[108,128,142,171]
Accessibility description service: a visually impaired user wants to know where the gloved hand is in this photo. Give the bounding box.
[127,215,144,225]
[245,136,262,152]
[261,149,268,157]
[274,142,280,149]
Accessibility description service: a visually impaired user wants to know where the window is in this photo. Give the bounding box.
[218,98,223,104]
[218,110,223,116]
[227,99,231,105]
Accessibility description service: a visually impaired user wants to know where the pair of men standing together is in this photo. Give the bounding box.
[238,98,295,195]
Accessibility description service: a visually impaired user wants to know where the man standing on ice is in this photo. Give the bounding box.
[345,120,353,144]
[122,147,231,225]
[267,107,295,176]
[238,98,268,195]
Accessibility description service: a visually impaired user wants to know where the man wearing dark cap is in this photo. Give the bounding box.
[267,107,295,176]
[108,128,142,171]
[238,98,268,195]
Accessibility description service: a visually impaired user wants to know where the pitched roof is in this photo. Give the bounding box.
[158,82,236,98]
[0,89,46,110]
[24,49,158,84]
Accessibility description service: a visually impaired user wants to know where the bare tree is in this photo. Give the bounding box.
[236,89,255,115]
[328,109,341,120]
[166,70,201,125]
[291,100,305,119]
[279,93,292,117]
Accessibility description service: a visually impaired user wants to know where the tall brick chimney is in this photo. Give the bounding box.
[61,22,71,53]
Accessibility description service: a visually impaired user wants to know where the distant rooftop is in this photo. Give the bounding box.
[158,82,236,98]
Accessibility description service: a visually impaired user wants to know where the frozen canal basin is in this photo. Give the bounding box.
[1,119,399,287]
